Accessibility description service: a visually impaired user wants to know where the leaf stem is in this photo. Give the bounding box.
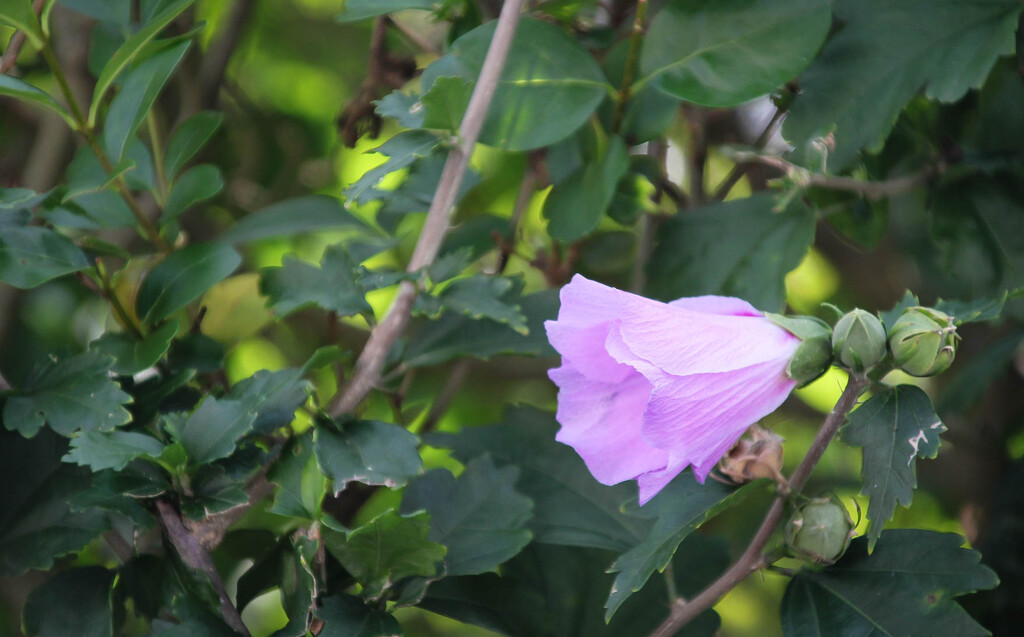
[611,0,648,135]
[647,374,868,637]
[328,0,527,417]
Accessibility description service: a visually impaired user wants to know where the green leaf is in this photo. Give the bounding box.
[543,136,630,241]
[937,330,1024,414]
[136,242,242,324]
[172,397,257,465]
[421,75,473,131]
[781,530,998,637]
[64,430,165,471]
[227,368,310,434]
[271,537,318,637]
[67,466,166,527]
[429,406,651,552]
[0,75,74,126]
[415,275,529,334]
[0,0,43,46]
[220,195,370,243]
[103,40,191,162]
[180,465,249,518]
[336,0,438,22]
[268,433,325,520]
[936,293,1008,325]
[373,152,480,233]
[784,0,1021,170]
[375,90,425,129]
[0,225,91,289]
[639,0,830,107]
[315,594,402,637]
[168,333,225,373]
[163,164,224,223]
[3,351,132,437]
[259,244,372,317]
[401,456,533,576]
[0,429,108,576]
[346,130,439,205]
[421,18,611,150]
[605,473,763,620]
[323,509,446,600]
[164,111,223,179]
[90,319,179,375]
[841,385,946,550]
[404,289,558,368]
[23,567,115,637]
[88,0,197,126]
[645,194,815,311]
[600,41,680,143]
[314,418,422,492]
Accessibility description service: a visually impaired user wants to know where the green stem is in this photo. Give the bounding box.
[96,260,147,339]
[611,0,649,135]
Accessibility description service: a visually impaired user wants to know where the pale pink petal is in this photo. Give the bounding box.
[550,274,641,327]
[668,295,761,317]
[545,321,634,383]
[636,456,690,505]
[548,364,669,485]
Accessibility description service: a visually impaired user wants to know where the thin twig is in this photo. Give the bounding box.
[496,160,538,273]
[329,0,527,417]
[631,140,665,292]
[198,0,254,107]
[611,0,648,135]
[419,359,472,436]
[713,105,787,201]
[0,0,45,74]
[683,106,707,206]
[647,375,868,637]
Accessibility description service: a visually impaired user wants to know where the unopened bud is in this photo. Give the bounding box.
[887,307,958,377]
[785,496,855,565]
[832,309,887,371]
[718,424,785,485]
[765,314,834,387]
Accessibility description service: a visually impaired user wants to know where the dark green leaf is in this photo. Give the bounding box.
[136,242,242,324]
[167,333,225,373]
[272,537,318,637]
[227,368,310,434]
[543,136,630,241]
[415,275,528,334]
[323,509,446,600]
[336,0,438,22]
[0,187,49,210]
[401,456,533,576]
[936,293,1008,324]
[165,111,223,179]
[0,75,74,126]
[316,594,402,637]
[605,474,763,619]
[103,40,190,162]
[375,90,425,129]
[268,433,325,520]
[67,466,165,527]
[90,319,179,375]
[429,406,651,552]
[346,130,439,204]
[163,164,224,222]
[314,418,422,492]
[421,18,611,150]
[23,567,115,637]
[0,225,91,289]
[259,244,372,317]
[180,464,249,518]
[841,385,946,550]
[785,0,1021,170]
[639,0,830,107]
[421,75,473,131]
[601,41,680,143]
[781,530,998,637]
[0,1,43,45]
[645,194,815,311]
[64,430,165,471]
[937,330,1024,414]
[3,351,132,437]
[172,397,257,465]
[220,195,370,243]
[374,152,480,233]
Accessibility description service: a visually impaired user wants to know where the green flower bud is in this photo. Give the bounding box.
[832,309,887,371]
[785,496,855,565]
[765,314,834,387]
[887,307,958,377]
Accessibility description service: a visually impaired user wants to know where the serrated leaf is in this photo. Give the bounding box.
[167,332,225,373]
[785,0,1021,170]
[259,244,371,317]
[323,509,446,600]
[841,385,946,550]
[375,90,425,129]
[0,75,74,126]
[90,319,179,375]
[314,419,422,492]
[136,242,242,324]
[64,430,165,471]
[0,225,91,289]
[415,275,529,334]
[163,163,223,223]
[227,368,310,434]
[268,433,325,520]
[639,0,830,107]
[180,464,249,518]
[23,567,115,637]
[781,530,998,637]
[336,0,438,22]
[401,456,533,576]
[346,130,439,204]
[373,152,480,233]
[173,397,257,465]
[3,351,132,437]
[645,194,815,312]
[543,136,630,241]
[165,111,223,179]
[67,466,166,527]
[220,195,371,243]
[421,75,473,131]
[272,537,318,637]
[936,293,1008,324]
[315,594,402,637]
[428,406,651,552]
[605,473,763,620]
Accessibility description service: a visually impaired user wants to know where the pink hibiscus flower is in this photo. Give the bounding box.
[545,275,804,505]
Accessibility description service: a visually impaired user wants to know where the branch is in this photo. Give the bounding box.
[198,0,254,107]
[647,374,868,637]
[713,103,787,201]
[329,0,527,417]
[0,0,45,74]
[611,0,648,135]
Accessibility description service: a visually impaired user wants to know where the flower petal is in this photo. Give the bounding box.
[550,274,632,327]
[668,295,761,317]
[545,321,634,383]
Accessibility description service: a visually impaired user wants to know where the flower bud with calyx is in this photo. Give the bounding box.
[716,424,786,488]
[832,308,887,371]
[887,306,959,377]
[764,314,833,387]
[785,495,856,565]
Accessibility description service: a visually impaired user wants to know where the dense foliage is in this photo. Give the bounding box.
[1,0,1023,635]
